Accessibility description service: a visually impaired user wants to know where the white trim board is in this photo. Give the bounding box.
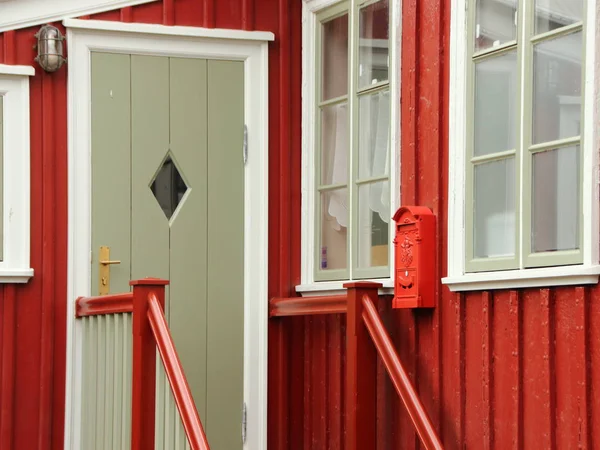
[64,18,275,41]
[65,24,270,450]
[443,0,600,291]
[0,67,35,283]
[0,0,158,33]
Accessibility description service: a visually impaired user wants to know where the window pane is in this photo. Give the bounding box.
[321,103,348,185]
[474,51,518,156]
[150,156,188,220]
[358,0,389,89]
[532,31,582,144]
[474,158,516,258]
[357,181,390,268]
[320,189,348,270]
[532,146,579,253]
[358,90,389,179]
[322,13,349,101]
[535,0,583,35]
[475,0,517,52]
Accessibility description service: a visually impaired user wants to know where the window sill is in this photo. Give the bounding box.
[0,267,34,283]
[442,265,600,292]
[296,278,394,297]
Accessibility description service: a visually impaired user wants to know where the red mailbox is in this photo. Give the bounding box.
[392,206,436,309]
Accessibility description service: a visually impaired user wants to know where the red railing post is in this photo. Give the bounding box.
[130,278,169,450]
[344,282,382,450]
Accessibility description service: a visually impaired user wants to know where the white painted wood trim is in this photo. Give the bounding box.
[299,0,401,287]
[65,26,269,450]
[446,0,599,286]
[0,64,35,77]
[0,73,34,283]
[296,277,394,297]
[0,0,158,33]
[63,18,275,41]
[443,265,600,292]
[447,0,468,280]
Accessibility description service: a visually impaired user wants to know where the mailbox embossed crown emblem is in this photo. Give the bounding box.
[399,235,414,267]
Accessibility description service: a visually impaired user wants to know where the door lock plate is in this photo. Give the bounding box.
[99,246,121,295]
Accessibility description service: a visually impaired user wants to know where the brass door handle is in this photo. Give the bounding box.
[99,246,120,295]
[100,259,121,265]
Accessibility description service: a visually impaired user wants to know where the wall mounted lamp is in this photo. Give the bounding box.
[34,25,66,73]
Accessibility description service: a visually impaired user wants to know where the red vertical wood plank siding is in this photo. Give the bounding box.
[2,1,600,449]
[522,289,555,449]
[0,2,299,449]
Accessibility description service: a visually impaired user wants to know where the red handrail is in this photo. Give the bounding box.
[74,280,210,450]
[361,294,443,450]
[75,292,133,317]
[147,293,210,450]
[269,294,347,317]
[130,278,211,450]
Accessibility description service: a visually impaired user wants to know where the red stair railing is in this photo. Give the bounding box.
[76,278,210,450]
[270,282,443,450]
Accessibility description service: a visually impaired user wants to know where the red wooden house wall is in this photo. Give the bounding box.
[0,1,301,448]
[0,0,598,449]
[269,1,600,450]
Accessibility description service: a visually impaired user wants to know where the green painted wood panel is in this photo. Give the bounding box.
[130,54,170,283]
[86,54,246,450]
[80,313,133,449]
[129,54,174,449]
[0,95,3,261]
[206,59,245,449]
[168,57,209,423]
[90,52,132,295]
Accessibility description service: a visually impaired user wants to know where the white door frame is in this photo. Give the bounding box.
[64,19,272,450]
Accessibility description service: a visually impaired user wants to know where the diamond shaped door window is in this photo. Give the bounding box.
[150,155,188,220]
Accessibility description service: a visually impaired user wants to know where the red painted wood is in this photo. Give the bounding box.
[163,0,175,25]
[130,279,168,450]
[0,3,297,450]
[522,289,555,449]
[75,293,134,317]
[393,308,418,449]
[120,7,133,22]
[440,291,465,450]
[242,0,254,30]
[464,292,488,449]
[147,293,210,450]
[203,0,215,28]
[492,290,522,449]
[270,295,346,317]
[0,286,15,449]
[362,295,443,450]
[38,72,57,450]
[2,1,600,450]
[555,287,590,449]
[345,282,379,450]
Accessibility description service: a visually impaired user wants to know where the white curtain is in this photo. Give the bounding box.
[326,91,390,267]
[327,104,349,230]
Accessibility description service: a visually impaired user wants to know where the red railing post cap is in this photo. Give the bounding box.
[129,278,170,286]
[343,281,383,289]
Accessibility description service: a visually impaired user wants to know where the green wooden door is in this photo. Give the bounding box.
[88,52,245,450]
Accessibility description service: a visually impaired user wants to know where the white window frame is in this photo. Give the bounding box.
[443,0,600,292]
[297,0,400,295]
[0,64,34,283]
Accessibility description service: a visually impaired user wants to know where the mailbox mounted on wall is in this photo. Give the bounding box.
[393,206,436,309]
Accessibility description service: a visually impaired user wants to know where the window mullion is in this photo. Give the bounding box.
[517,0,528,270]
[348,0,358,279]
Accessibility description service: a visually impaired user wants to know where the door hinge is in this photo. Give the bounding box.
[243,124,248,165]
[242,402,247,444]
